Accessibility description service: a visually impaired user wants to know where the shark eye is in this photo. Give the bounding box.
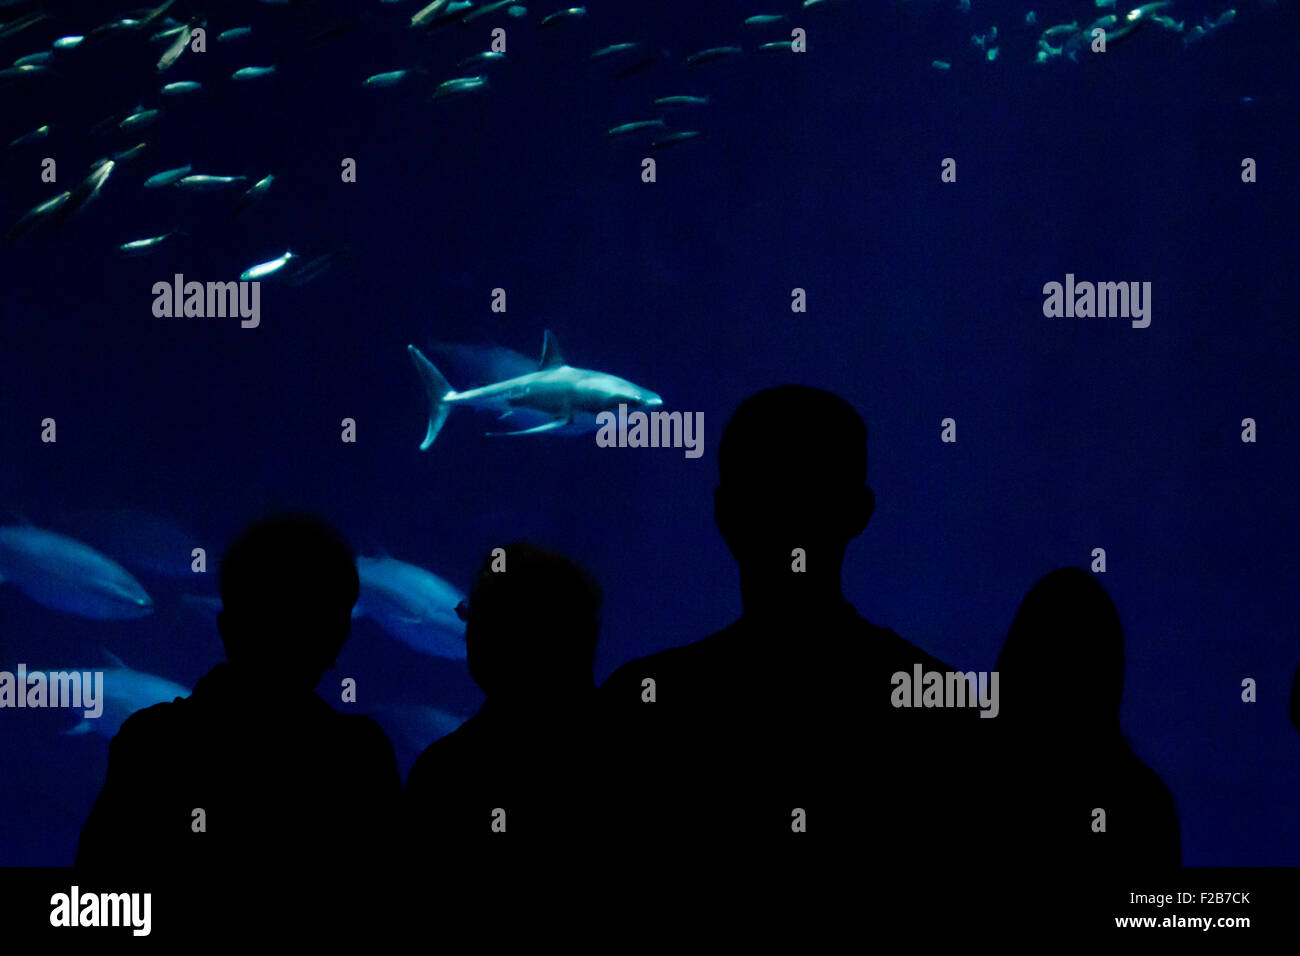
[454,600,469,622]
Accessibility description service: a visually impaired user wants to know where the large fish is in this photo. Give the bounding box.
[61,651,189,737]
[355,556,466,659]
[408,330,662,450]
[58,509,199,579]
[0,526,153,619]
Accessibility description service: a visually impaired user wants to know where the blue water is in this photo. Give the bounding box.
[1,0,1297,867]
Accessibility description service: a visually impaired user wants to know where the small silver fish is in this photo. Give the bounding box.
[607,119,667,137]
[457,51,506,69]
[176,174,247,190]
[119,109,161,131]
[240,250,296,281]
[539,6,585,27]
[462,0,515,23]
[363,70,408,88]
[232,65,277,81]
[156,24,190,72]
[429,75,487,100]
[161,80,200,95]
[230,174,274,219]
[0,63,50,80]
[4,191,70,244]
[685,46,742,65]
[119,230,181,255]
[112,142,148,163]
[143,164,191,188]
[410,0,450,28]
[588,42,639,61]
[6,124,50,148]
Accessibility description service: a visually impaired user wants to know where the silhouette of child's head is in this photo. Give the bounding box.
[995,567,1125,735]
[217,513,359,691]
[715,386,875,577]
[463,543,601,700]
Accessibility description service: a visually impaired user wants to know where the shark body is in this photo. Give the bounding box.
[0,525,153,619]
[407,330,662,450]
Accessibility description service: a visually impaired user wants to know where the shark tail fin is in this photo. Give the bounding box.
[407,345,455,451]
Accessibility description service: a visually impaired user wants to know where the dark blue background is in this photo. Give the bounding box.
[0,0,1296,866]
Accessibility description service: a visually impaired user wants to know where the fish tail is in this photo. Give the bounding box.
[407,345,454,451]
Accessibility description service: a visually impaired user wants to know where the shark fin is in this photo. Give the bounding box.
[101,647,126,669]
[485,418,569,437]
[62,720,94,735]
[407,345,455,452]
[538,329,565,369]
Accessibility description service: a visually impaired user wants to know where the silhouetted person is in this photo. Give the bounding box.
[599,386,977,865]
[405,543,606,851]
[987,567,1181,881]
[76,513,400,894]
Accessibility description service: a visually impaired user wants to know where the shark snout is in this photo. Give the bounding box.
[644,393,663,406]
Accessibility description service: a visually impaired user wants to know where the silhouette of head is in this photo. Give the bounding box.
[216,513,359,692]
[463,543,601,702]
[995,568,1125,738]
[715,386,875,596]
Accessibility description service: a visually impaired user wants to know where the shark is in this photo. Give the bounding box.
[0,525,154,619]
[355,555,467,659]
[407,330,662,450]
[62,651,189,737]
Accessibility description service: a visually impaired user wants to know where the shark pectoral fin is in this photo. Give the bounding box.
[62,720,94,735]
[485,418,569,437]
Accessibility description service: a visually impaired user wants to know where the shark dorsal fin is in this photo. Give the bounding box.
[539,329,565,369]
[101,647,126,670]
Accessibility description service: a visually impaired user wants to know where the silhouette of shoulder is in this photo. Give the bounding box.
[601,608,959,707]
